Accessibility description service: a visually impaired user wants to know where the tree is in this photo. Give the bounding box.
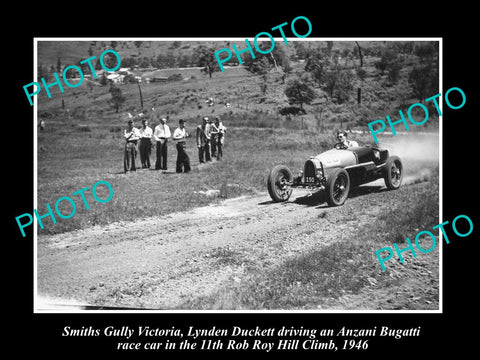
[38,65,49,81]
[414,42,438,63]
[139,56,151,68]
[100,73,108,86]
[331,70,355,103]
[387,61,402,83]
[354,41,363,67]
[136,79,144,109]
[355,41,364,104]
[408,65,438,101]
[245,56,270,75]
[284,77,316,109]
[170,41,181,49]
[196,46,220,78]
[326,41,334,56]
[109,84,126,113]
[374,49,398,75]
[305,55,328,84]
[292,42,308,60]
[306,56,354,104]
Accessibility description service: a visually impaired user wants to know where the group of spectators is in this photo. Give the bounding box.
[123,114,226,174]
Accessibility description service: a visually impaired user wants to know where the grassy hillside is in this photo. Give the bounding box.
[36,40,440,132]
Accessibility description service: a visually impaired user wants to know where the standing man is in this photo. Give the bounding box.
[196,116,211,163]
[124,119,141,173]
[215,117,227,161]
[209,117,219,158]
[173,119,191,173]
[153,117,171,170]
[138,117,153,169]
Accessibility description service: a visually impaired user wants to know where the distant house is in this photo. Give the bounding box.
[152,76,169,82]
[107,73,125,84]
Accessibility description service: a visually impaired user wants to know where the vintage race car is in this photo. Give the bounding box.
[267,143,403,206]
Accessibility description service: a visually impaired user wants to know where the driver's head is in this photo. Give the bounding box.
[337,130,347,142]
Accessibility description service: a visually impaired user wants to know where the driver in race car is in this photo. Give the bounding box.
[334,130,358,149]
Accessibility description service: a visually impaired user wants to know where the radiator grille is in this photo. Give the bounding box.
[304,160,316,179]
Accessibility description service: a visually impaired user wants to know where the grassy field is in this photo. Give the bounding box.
[36,40,439,236]
[36,125,365,236]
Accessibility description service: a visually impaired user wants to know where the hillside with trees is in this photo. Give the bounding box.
[36,40,439,133]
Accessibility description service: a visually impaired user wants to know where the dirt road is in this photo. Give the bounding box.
[37,171,438,310]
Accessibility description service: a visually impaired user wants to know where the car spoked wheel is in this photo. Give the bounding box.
[384,156,403,190]
[326,168,350,206]
[267,165,294,202]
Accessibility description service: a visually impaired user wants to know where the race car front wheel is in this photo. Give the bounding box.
[326,168,350,206]
[267,165,294,202]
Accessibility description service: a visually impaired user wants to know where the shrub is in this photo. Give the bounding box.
[78,125,92,132]
[279,106,307,116]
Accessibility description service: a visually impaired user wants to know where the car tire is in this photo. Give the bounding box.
[326,168,350,206]
[267,165,294,202]
[384,156,403,190]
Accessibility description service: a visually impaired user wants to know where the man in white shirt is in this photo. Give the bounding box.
[153,117,171,170]
[334,130,359,149]
[196,116,212,163]
[215,117,227,161]
[124,119,141,173]
[138,118,153,169]
[209,118,219,158]
[173,119,191,173]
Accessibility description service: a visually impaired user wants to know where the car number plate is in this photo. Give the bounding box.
[305,176,316,183]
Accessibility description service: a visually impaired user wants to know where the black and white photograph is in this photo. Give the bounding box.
[7,7,478,356]
[32,38,441,312]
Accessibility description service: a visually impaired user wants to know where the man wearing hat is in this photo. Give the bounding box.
[123,118,141,173]
[196,116,212,163]
[172,119,191,173]
[153,116,171,170]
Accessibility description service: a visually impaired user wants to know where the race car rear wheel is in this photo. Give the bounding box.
[267,165,294,202]
[326,168,350,206]
[384,156,403,190]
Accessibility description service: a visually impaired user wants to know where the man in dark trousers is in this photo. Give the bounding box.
[138,118,153,168]
[173,119,191,173]
[196,116,211,163]
[209,117,219,158]
[153,117,171,170]
[123,119,141,173]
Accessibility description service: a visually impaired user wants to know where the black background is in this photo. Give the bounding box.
[7,4,477,357]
